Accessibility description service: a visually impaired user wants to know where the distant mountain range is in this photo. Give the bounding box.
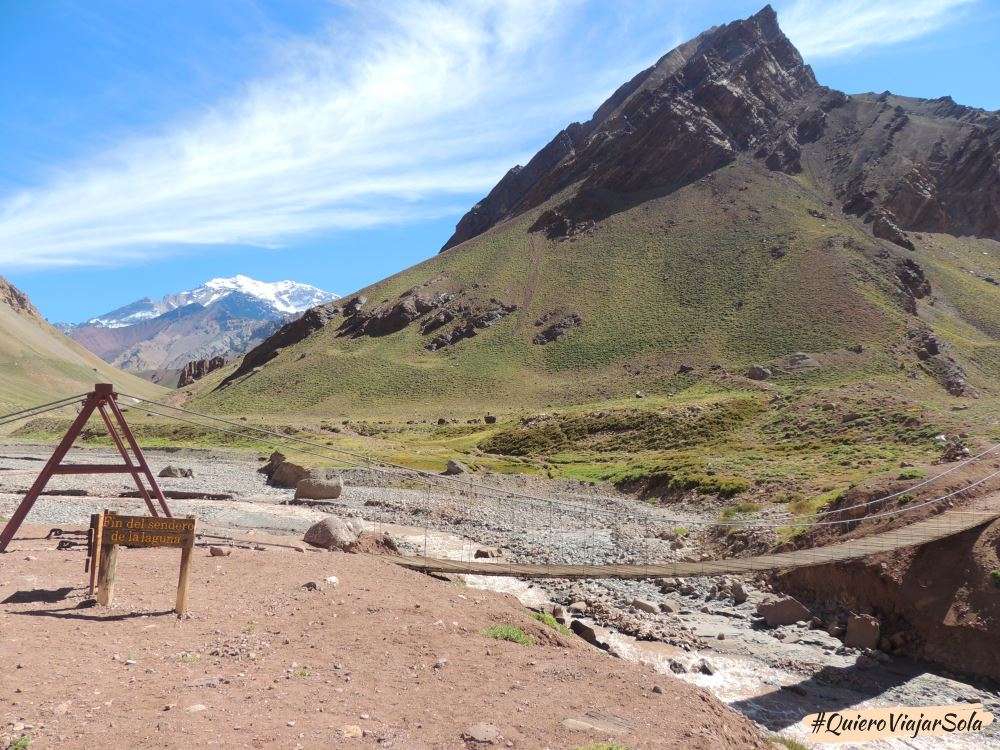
[66,275,337,384]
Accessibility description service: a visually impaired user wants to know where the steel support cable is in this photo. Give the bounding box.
[119,393,1000,532]
[0,402,86,430]
[122,391,997,528]
[116,400,629,534]
[118,395,696,525]
[0,394,88,426]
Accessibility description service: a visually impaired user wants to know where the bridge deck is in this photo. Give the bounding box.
[383,509,1000,579]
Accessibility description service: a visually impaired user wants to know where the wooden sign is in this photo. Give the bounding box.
[89,510,196,614]
[103,514,195,548]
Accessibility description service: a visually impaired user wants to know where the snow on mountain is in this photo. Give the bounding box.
[85,275,339,328]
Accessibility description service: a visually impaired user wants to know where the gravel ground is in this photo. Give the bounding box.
[2,444,998,748]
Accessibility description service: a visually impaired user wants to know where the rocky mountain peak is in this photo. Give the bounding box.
[0,276,41,319]
[441,5,820,251]
[441,5,998,252]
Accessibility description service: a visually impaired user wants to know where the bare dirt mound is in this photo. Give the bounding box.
[777,516,1000,681]
[0,525,767,749]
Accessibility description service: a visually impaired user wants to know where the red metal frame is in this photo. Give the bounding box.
[0,384,172,553]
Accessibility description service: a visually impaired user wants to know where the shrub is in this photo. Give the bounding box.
[990,570,1000,587]
[483,624,534,646]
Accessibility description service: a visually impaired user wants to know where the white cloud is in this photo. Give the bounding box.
[780,0,977,58]
[0,0,660,268]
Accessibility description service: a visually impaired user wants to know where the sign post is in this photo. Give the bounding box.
[92,511,197,613]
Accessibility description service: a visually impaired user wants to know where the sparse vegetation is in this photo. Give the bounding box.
[770,737,809,750]
[483,624,534,646]
[531,611,572,635]
[990,570,1000,587]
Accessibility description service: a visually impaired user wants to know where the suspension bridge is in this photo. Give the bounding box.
[1,385,998,579]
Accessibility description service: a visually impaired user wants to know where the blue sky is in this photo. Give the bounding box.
[1,0,997,322]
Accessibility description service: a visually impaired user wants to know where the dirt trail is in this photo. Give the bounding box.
[0,526,767,750]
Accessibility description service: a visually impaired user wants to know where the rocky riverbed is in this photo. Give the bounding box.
[1,444,998,748]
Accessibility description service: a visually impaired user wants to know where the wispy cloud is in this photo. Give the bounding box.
[780,0,977,58]
[0,0,667,268]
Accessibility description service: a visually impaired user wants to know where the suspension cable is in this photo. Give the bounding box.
[119,393,1000,531]
[0,395,87,428]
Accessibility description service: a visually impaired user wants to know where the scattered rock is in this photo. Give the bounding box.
[294,475,344,501]
[339,725,364,739]
[729,582,748,605]
[694,658,716,675]
[302,517,364,551]
[302,581,322,592]
[158,465,193,478]
[474,547,502,559]
[208,546,231,557]
[668,659,687,674]
[844,614,880,650]
[444,459,470,476]
[570,620,608,650]
[462,723,501,743]
[631,598,659,615]
[533,312,583,344]
[756,596,811,627]
[746,365,772,381]
[269,460,310,489]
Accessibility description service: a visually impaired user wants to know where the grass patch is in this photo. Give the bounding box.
[991,570,1000,587]
[897,467,926,480]
[7,737,30,750]
[531,611,572,635]
[779,487,847,541]
[720,501,762,520]
[770,737,809,750]
[483,624,534,646]
[575,744,630,750]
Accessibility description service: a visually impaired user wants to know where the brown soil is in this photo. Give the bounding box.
[778,517,1000,681]
[0,525,767,749]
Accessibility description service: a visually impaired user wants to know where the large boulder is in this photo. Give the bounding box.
[844,613,880,649]
[746,365,772,381]
[302,516,365,551]
[258,452,286,477]
[756,596,810,627]
[443,459,469,476]
[159,465,193,478]
[270,460,309,488]
[294,475,344,501]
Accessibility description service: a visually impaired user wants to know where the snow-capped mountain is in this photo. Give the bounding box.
[86,275,338,329]
[67,275,339,385]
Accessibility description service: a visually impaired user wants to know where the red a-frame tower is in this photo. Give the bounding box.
[0,384,172,553]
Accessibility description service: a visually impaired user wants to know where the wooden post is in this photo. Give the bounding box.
[96,542,118,606]
[175,516,195,615]
[87,512,105,596]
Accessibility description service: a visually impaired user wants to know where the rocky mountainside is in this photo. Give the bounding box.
[443,5,998,252]
[67,275,338,377]
[0,276,163,408]
[194,5,1000,417]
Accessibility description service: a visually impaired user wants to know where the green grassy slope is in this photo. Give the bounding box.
[0,295,165,412]
[194,159,957,419]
